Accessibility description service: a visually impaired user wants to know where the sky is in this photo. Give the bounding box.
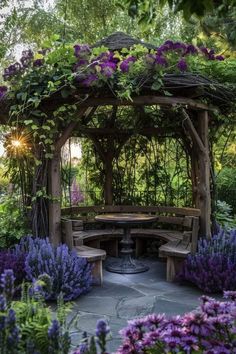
[0,142,4,157]
[0,140,81,158]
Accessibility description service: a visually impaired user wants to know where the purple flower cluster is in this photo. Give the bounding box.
[72,39,224,86]
[73,320,110,354]
[0,250,26,288]
[74,44,91,59]
[116,292,236,353]
[20,49,33,68]
[73,45,119,86]
[0,269,15,302]
[3,48,45,81]
[3,62,22,80]
[180,228,236,293]
[200,47,224,61]
[71,179,85,205]
[48,318,70,353]
[0,271,20,351]
[120,56,136,73]
[16,236,92,300]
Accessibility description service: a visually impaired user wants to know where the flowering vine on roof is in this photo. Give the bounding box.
[0,37,235,160]
[0,39,229,103]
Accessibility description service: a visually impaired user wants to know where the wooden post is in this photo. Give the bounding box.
[182,109,211,238]
[196,111,211,238]
[48,152,61,246]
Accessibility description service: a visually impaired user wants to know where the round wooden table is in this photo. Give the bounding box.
[95,213,157,274]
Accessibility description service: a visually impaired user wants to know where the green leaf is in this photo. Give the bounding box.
[42,125,51,131]
[24,120,33,125]
[61,88,70,98]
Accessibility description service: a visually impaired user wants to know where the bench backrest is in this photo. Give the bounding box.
[62,205,200,228]
[62,205,200,253]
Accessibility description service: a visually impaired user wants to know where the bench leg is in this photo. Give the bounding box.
[135,238,146,258]
[104,240,118,257]
[166,257,183,282]
[85,240,100,249]
[91,259,103,286]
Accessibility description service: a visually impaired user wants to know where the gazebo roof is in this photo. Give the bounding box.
[0,32,235,125]
[92,31,156,51]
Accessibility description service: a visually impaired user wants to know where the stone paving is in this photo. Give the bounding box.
[70,257,215,352]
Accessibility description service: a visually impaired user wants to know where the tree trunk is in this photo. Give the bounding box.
[196,111,211,238]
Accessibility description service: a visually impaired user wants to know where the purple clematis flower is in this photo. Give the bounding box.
[33,59,44,67]
[200,47,209,56]
[164,40,174,48]
[185,44,198,55]
[155,55,168,67]
[82,73,99,87]
[208,49,215,60]
[74,44,91,58]
[3,62,21,80]
[73,59,89,72]
[177,58,188,71]
[120,56,136,73]
[215,55,224,61]
[100,61,116,77]
[173,42,186,51]
[20,49,34,68]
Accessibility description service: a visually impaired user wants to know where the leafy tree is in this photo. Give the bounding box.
[119,0,236,49]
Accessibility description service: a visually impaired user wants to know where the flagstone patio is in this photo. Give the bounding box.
[70,257,220,352]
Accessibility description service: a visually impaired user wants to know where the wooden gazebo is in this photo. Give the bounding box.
[0,32,234,246]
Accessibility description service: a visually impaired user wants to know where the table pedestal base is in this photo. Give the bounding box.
[105,225,149,274]
[106,259,149,274]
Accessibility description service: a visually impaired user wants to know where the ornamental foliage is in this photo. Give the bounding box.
[0,269,71,354]
[180,228,236,293]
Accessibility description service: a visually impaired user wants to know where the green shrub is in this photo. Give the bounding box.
[215,200,236,229]
[217,167,236,213]
[0,195,29,248]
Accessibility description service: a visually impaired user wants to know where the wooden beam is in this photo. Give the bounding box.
[75,95,213,111]
[75,126,179,137]
[182,109,206,155]
[54,107,94,152]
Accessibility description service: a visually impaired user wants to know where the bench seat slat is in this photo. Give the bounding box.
[72,228,183,244]
[159,240,191,258]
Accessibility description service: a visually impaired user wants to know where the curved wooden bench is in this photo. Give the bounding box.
[75,245,106,285]
[61,205,200,281]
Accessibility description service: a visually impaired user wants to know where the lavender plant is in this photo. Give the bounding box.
[73,320,110,354]
[16,236,92,300]
[180,228,236,292]
[0,250,26,289]
[0,270,20,353]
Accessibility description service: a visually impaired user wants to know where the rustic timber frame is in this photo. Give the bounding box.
[47,95,213,244]
[1,32,233,246]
